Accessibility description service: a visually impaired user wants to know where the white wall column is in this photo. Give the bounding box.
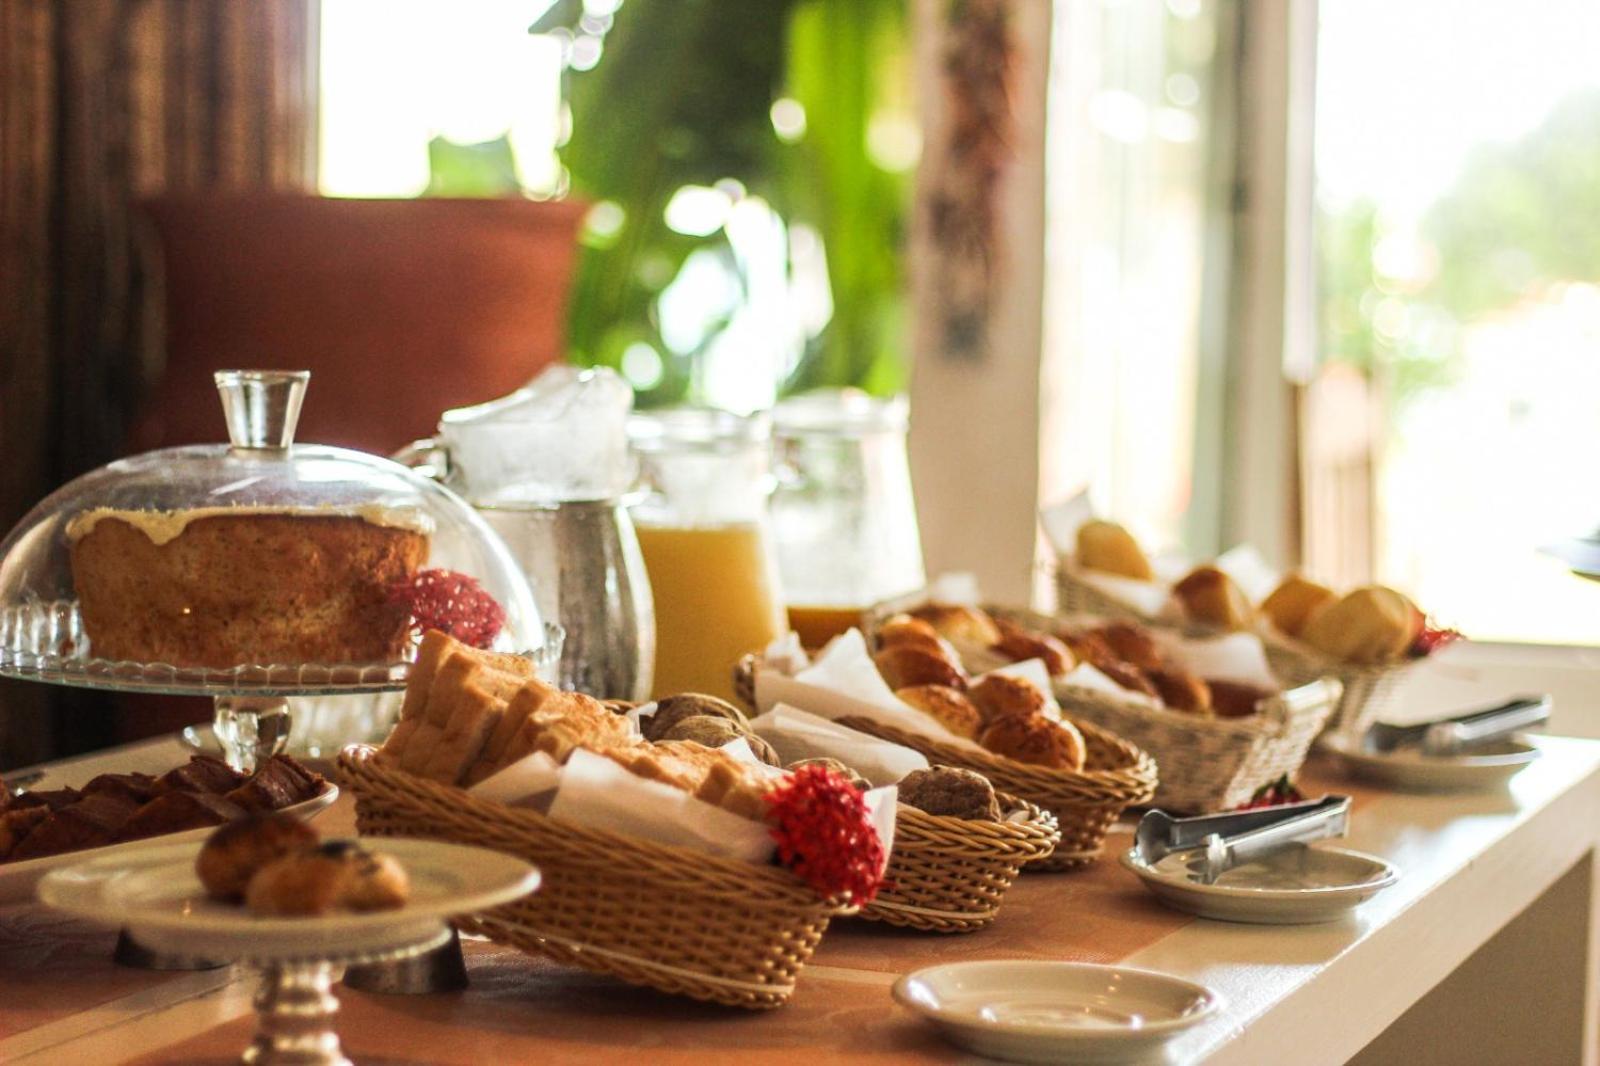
[907,0,1052,605]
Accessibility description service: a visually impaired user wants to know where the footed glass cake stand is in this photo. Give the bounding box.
[0,370,553,772]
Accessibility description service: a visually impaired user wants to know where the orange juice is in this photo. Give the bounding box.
[636,522,786,701]
[786,605,866,649]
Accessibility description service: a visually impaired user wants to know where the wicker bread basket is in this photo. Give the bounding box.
[1260,637,1416,737]
[1054,679,1339,813]
[835,715,1156,872]
[729,657,1065,925]
[1054,559,1156,623]
[865,795,1060,932]
[339,746,848,1010]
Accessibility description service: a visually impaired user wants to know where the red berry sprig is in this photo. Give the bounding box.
[1410,620,1462,659]
[764,764,887,906]
[1234,773,1305,811]
[390,568,506,649]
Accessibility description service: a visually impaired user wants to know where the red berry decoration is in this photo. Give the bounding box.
[1410,620,1462,658]
[390,568,506,649]
[1235,773,1305,811]
[764,763,887,906]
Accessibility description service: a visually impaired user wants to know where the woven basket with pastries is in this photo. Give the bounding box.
[344,631,875,1010]
[730,656,1064,928]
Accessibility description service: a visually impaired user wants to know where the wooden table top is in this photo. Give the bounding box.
[3,733,1598,1064]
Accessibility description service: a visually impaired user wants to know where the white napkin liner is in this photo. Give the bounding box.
[750,704,928,787]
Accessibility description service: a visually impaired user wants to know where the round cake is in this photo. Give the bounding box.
[67,506,430,668]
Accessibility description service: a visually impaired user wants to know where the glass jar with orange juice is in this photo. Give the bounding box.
[629,409,786,701]
[771,391,926,648]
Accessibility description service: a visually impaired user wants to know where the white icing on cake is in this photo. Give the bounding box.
[65,505,435,546]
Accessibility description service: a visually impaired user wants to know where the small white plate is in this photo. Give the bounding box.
[0,783,338,905]
[1121,843,1398,924]
[38,837,538,960]
[1319,732,1540,791]
[893,960,1221,1065]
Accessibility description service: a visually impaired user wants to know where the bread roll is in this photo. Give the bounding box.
[877,614,941,648]
[1146,668,1212,715]
[1092,622,1163,672]
[1076,520,1153,580]
[991,620,1075,676]
[968,673,1048,725]
[874,644,966,690]
[1207,679,1272,718]
[979,716,1086,771]
[1259,574,1336,637]
[1300,586,1419,663]
[908,604,1004,648]
[897,766,1001,820]
[1173,566,1254,630]
[895,685,983,740]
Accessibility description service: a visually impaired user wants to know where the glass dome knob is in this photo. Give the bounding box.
[215,369,309,452]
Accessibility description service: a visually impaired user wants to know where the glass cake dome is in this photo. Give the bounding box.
[0,371,551,697]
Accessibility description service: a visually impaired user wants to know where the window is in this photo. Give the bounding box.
[1042,0,1226,554]
[1313,0,1600,644]
[318,0,562,198]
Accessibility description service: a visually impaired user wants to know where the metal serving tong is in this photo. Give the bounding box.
[1363,695,1550,756]
[1133,796,1351,886]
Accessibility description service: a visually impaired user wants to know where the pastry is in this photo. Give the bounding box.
[0,755,323,865]
[786,758,870,791]
[224,756,324,813]
[245,840,410,916]
[643,693,749,741]
[0,808,49,861]
[967,674,1048,725]
[1091,622,1163,672]
[990,619,1075,676]
[894,685,983,740]
[1300,586,1420,663]
[67,507,430,668]
[874,644,966,691]
[196,813,320,902]
[117,791,247,842]
[875,614,944,651]
[907,604,1004,648]
[979,716,1086,771]
[9,793,142,860]
[1075,519,1153,581]
[1146,668,1212,715]
[1172,566,1254,630]
[659,715,781,766]
[1259,574,1336,638]
[159,756,247,796]
[1208,679,1272,718]
[897,766,1001,820]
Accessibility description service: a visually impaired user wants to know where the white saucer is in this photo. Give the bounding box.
[0,783,338,905]
[38,837,538,960]
[1121,843,1398,924]
[1319,732,1540,791]
[893,960,1221,1065]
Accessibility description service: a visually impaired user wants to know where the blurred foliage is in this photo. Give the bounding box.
[427,134,522,196]
[1425,88,1600,317]
[1319,88,1600,412]
[533,0,910,406]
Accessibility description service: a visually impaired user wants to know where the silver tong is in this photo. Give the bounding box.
[1363,695,1550,756]
[1133,796,1351,885]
